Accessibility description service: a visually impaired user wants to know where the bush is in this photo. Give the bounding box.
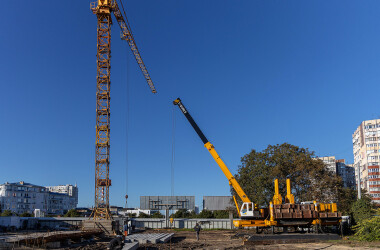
[171,209,192,218]
[64,209,79,217]
[350,197,374,225]
[1,210,13,217]
[353,216,380,241]
[151,212,165,218]
[138,212,151,218]
[19,212,33,217]
[197,209,214,218]
[213,210,229,219]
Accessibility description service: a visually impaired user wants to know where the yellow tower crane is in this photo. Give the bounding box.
[90,0,156,220]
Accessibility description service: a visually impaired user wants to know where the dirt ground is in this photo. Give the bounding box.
[3,229,379,249]
[139,229,380,250]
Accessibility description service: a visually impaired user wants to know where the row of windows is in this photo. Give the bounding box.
[365,132,380,138]
[368,156,379,160]
[366,150,378,154]
[366,137,380,142]
[369,168,380,173]
[369,187,380,192]
[369,162,379,166]
[4,186,45,192]
[365,124,380,129]
[367,143,378,147]
[369,181,380,185]
[370,193,380,197]
[369,175,380,179]
[7,192,37,198]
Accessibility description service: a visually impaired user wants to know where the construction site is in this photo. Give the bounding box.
[1,0,380,249]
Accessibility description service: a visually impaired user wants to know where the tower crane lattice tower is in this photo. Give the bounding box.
[90,0,156,220]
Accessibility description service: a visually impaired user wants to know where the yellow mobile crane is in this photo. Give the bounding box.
[174,98,341,230]
[173,98,277,227]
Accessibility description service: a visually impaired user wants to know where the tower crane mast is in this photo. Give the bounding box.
[90,0,156,219]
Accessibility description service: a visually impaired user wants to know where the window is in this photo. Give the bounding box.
[248,203,253,211]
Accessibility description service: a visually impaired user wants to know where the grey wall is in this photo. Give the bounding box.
[131,218,233,229]
[140,196,195,210]
[203,196,233,210]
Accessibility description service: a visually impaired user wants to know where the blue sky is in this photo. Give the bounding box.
[1,1,380,208]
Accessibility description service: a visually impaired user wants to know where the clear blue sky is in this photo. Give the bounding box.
[1,1,380,208]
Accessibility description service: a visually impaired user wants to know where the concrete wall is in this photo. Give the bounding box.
[0,216,21,228]
[0,217,233,230]
[131,218,232,229]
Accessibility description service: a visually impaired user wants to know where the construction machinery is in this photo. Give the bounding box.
[90,0,156,220]
[173,98,264,220]
[174,98,342,230]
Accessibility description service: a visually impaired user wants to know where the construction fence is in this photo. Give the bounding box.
[0,217,234,230]
[131,218,233,229]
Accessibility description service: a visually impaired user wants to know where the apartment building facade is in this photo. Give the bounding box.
[317,156,356,188]
[0,181,78,215]
[352,119,380,205]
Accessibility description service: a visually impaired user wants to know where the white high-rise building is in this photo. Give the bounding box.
[0,181,78,215]
[352,119,380,205]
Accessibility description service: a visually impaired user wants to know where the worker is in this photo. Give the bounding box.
[194,223,201,241]
[123,220,129,236]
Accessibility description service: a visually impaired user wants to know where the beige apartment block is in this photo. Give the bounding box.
[352,119,380,205]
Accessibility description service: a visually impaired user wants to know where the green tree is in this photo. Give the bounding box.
[138,212,151,218]
[353,216,380,241]
[20,212,33,217]
[213,210,229,219]
[171,209,190,218]
[64,209,79,217]
[197,209,214,218]
[127,213,136,218]
[234,143,342,207]
[351,195,375,225]
[188,210,197,218]
[151,212,165,218]
[1,210,13,217]
[336,186,358,215]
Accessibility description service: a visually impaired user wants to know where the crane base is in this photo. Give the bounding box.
[82,219,117,235]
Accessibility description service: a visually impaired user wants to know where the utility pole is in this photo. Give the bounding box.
[357,163,362,199]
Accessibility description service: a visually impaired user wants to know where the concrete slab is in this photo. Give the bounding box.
[122,242,139,250]
[125,233,174,245]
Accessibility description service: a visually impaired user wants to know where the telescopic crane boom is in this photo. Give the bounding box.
[173,98,260,218]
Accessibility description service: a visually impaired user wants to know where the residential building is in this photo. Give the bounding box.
[352,119,380,205]
[317,156,356,188]
[318,156,338,173]
[119,208,156,217]
[0,181,78,215]
[46,184,78,207]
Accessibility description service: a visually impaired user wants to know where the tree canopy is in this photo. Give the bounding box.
[64,209,79,217]
[233,143,342,207]
[1,210,13,217]
[351,195,375,225]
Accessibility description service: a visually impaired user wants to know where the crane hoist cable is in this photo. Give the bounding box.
[171,105,176,198]
[125,46,130,208]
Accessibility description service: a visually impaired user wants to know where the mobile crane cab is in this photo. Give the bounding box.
[239,202,261,218]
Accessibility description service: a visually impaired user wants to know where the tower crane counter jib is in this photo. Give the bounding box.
[173,98,260,219]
